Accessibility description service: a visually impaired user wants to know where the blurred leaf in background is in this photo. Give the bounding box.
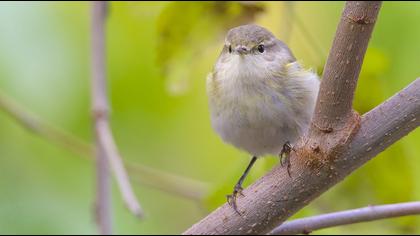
[0,1,419,235]
[156,1,265,95]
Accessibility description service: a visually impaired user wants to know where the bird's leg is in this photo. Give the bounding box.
[227,156,258,215]
[279,141,293,177]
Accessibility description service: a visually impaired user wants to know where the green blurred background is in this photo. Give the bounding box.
[0,1,419,234]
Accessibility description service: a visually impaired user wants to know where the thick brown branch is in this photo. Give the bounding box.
[312,1,381,132]
[270,201,420,235]
[304,2,382,175]
[182,2,415,235]
[183,77,419,234]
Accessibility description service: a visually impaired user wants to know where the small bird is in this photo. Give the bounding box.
[206,24,320,214]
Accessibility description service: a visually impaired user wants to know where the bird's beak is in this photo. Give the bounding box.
[235,46,248,55]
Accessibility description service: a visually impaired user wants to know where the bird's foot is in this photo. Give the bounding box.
[227,184,244,215]
[280,141,293,177]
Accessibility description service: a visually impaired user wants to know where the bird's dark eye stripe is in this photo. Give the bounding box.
[257,44,265,53]
[228,45,232,53]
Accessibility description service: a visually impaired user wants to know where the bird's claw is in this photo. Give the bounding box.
[280,142,293,177]
[227,185,244,215]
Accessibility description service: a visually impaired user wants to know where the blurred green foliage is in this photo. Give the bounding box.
[0,1,419,234]
[156,2,264,95]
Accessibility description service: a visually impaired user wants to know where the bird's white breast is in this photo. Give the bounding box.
[207,56,319,157]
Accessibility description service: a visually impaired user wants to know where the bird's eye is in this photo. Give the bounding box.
[257,44,265,53]
[228,45,232,53]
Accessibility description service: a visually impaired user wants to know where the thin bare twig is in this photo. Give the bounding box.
[0,91,92,156]
[92,1,113,234]
[0,89,209,201]
[97,120,144,217]
[91,2,143,227]
[269,201,420,235]
[127,163,208,201]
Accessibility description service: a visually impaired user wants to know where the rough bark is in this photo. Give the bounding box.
[183,2,417,235]
[312,1,381,131]
[183,78,419,235]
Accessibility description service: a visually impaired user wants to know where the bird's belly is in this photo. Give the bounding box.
[211,102,301,157]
